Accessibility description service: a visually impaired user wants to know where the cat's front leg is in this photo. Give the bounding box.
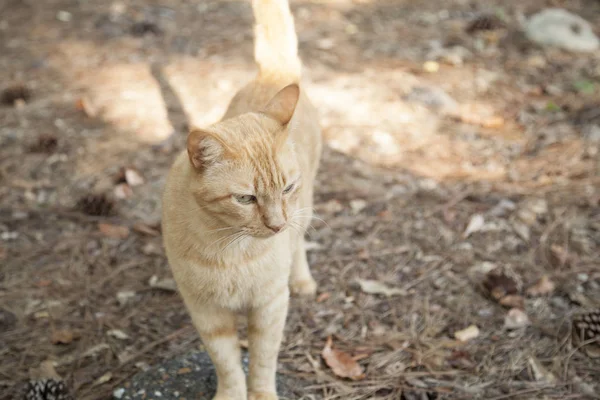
[247,285,289,400]
[188,305,247,400]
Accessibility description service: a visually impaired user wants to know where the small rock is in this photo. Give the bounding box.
[0,308,17,332]
[454,325,480,342]
[117,290,136,306]
[349,199,367,214]
[141,242,162,255]
[113,388,125,399]
[114,183,133,200]
[422,61,439,73]
[404,85,458,115]
[316,38,335,50]
[504,308,530,329]
[1,231,18,241]
[56,10,72,22]
[525,8,599,53]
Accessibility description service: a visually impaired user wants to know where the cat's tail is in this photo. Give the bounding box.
[252,0,301,79]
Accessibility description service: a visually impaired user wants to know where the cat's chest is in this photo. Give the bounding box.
[181,236,292,309]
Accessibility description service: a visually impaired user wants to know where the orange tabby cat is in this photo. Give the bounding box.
[161,0,322,399]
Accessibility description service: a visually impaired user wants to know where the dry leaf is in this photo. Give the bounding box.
[322,336,365,380]
[107,329,130,340]
[316,292,330,303]
[98,223,130,239]
[132,222,160,236]
[504,308,530,329]
[124,168,145,186]
[357,248,370,260]
[114,183,133,200]
[148,275,177,291]
[29,360,61,380]
[92,372,112,386]
[550,244,570,266]
[481,116,505,129]
[239,339,249,349]
[499,294,525,309]
[526,276,556,297]
[528,356,556,383]
[454,325,480,342]
[355,279,406,297]
[463,214,484,238]
[75,96,98,117]
[52,329,79,345]
[35,279,53,288]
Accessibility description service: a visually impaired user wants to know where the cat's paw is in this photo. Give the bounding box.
[248,391,278,400]
[290,277,317,297]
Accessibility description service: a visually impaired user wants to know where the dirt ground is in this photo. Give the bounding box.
[1,0,600,399]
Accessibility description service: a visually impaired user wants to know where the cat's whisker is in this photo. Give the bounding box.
[206,230,243,250]
[223,232,248,252]
[291,215,329,228]
[203,226,238,234]
[287,222,303,237]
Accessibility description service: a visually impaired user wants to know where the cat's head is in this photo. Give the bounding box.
[186,84,302,238]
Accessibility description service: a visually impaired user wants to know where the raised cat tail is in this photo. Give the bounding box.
[252,0,301,79]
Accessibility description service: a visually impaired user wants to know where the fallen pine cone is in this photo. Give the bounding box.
[23,379,73,400]
[75,193,115,216]
[483,268,521,301]
[572,310,600,358]
[466,14,505,34]
[1,84,31,106]
[29,134,58,154]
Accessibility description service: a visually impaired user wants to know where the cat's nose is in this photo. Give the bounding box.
[266,222,285,233]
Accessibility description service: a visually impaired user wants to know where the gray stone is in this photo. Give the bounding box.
[404,86,458,115]
[115,351,302,400]
[525,8,599,53]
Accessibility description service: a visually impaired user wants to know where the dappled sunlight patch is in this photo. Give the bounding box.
[76,62,173,143]
[163,58,254,129]
[308,68,511,181]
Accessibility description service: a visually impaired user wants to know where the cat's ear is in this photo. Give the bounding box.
[263,84,300,125]
[187,129,230,170]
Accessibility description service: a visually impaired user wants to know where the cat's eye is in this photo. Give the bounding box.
[234,194,256,204]
[283,183,295,194]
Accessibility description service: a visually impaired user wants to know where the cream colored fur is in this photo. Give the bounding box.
[161,0,322,399]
